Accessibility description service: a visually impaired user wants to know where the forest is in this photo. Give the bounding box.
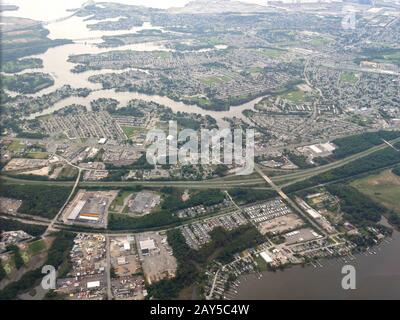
[230,188,277,205]
[326,184,386,226]
[283,142,400,194]
[0,184,71,219]
[330,130,400,160]
[0,218,46,236]
[148,225,264,299]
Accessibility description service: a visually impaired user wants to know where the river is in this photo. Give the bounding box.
[5,2,264,128]
[235,220,400,300]
[4,0,400,300]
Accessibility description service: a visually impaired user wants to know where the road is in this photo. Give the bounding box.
[4,136,399,191]
[382,139,400,152]
[1,136,399,235]
[44,168,82,236]
[303,54,324,121]
[206,268,221,300]
[105,235,113,300]
[0,215,49,227]
[254,165,327,236]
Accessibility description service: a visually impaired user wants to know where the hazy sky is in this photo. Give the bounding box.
[1,0,273,20]
[2,0,337,21]
[2,0,270,16]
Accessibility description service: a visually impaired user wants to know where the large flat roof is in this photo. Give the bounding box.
[260,251,273,263]
[139,239,156,251]
[68,200,86,221]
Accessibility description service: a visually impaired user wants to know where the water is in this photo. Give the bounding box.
[4,0,400,300]
[3,0,262,127]
[3,0,326,127]
[21,33,262,128]
[235,222,400,300]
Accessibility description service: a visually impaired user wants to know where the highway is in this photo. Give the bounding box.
[1,136,399,235]
[3,136,399,190]
[254,165,327,236]
[44,168,82,236]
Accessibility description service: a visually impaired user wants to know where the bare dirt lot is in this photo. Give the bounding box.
[136,232,177,285]
[257,213,304,235]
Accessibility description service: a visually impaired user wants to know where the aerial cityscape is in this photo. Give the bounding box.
[0,0,399,304]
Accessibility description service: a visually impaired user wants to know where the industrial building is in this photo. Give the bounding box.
[62,189,118,227]
[139,239,156,255]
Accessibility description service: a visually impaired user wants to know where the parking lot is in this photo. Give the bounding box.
[181,212,247,250]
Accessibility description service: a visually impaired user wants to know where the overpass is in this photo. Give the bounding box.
[254,165,327,236]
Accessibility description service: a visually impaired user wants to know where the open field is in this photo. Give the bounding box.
[121,126,136,138]
[7,140,24,153]
[351,170,400,214]
[309,36,333,46]
[280,88,311,103]
[257,48,286,58]
[26,152,48,159]
[200,75,231,85]
[340,71,358,84]
[27,239,46,256]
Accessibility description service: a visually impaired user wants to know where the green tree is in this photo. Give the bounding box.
[8,245,24,270]
[0,260,6,281]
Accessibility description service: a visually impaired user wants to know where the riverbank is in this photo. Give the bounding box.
[235,219,400,300]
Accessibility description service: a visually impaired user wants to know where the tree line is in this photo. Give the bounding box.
[148,225,265,299]
[0,232,75,300]
[284,142,400,194]
[0,184,71,219]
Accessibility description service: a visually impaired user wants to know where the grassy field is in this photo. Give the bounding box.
[7,140,24,153]
[154,51,171,59]
[27,239,47,256]
[382,51,400,65]
[340,71,359,84]
[26,152,48,159]
[121,126,137,138]
[280,89,310,103]
[309,36,334,47]
[258,48,286,58]
[200,75,231,85]
[114,191,133,206]
[351,170,400,214]
[188,96,212,108]
[3,259,15,275]
[58,165,78,180]
[254,254,269,272]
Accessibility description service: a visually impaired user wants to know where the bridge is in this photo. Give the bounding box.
[382,139,400,152]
